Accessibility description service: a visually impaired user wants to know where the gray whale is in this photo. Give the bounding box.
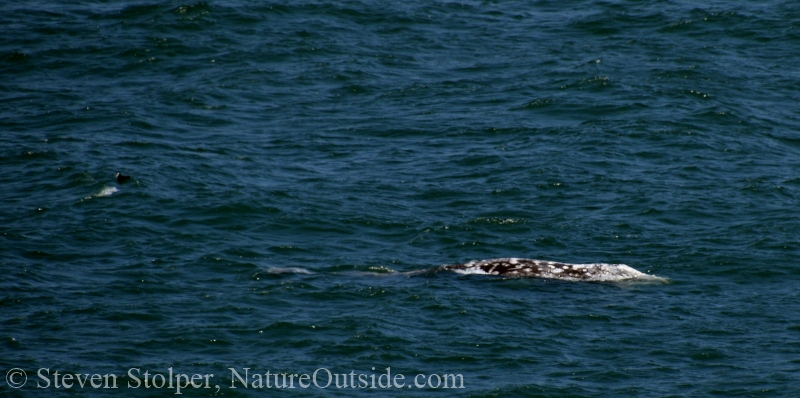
[444,258,664,282]
[266,258,667,283]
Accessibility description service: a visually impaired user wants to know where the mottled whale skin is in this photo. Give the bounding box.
[266,258,667,283]
[444,258,657,282]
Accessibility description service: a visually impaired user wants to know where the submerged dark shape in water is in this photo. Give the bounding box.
[116,173,131,184]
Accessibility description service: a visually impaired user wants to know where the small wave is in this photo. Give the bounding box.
[366,265,396,274]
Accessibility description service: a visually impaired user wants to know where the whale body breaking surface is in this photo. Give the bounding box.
[444,258,663,282]
[267,258,667,283]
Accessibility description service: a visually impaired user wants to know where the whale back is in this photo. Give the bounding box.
[445,258,660,282]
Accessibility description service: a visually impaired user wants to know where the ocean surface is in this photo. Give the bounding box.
[2,1,800,396]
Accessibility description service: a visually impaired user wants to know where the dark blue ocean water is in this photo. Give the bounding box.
[3,1,800,396]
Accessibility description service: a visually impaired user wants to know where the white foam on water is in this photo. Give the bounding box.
[81,186,119,201]
[95,186,118,197]
[267,267,316,275]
